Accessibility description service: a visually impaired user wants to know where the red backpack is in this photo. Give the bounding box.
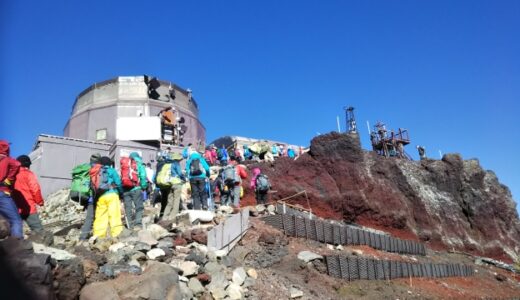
[89,164,112,195]
[120,157,139,188]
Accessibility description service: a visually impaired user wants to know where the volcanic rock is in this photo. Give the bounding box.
[80,261,179,300]
[257,132,520,261]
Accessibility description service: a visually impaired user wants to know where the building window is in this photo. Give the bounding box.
[96,129,107,141]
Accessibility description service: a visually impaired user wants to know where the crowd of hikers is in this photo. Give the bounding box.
[0,139,287,240]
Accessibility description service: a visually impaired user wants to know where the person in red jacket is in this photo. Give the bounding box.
[12,155,44,232]
[0,140,23,238]
[229,157,248,207]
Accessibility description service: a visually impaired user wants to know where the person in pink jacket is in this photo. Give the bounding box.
[250,167,270,204]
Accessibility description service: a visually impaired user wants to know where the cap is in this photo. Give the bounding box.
[90,153,101,164]
[0,140,10,156]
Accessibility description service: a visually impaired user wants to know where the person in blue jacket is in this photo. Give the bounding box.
[185,151,210,210]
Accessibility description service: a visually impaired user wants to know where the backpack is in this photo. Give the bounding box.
[70,164,91,205]
[189,158,204,176]
[120,157,139,188]
[90,165,112,195]
[156,163,181,188]
[221,165,238,187]
[256,174,270,193]
[216,148,223,160]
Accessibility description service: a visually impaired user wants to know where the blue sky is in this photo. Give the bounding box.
[1,1,519,206]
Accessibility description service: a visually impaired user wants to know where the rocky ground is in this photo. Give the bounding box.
[2,131,520,299]
[2,193,520,299]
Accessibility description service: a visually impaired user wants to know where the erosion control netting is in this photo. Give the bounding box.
[263,214,426,256]
[325,255,474,280]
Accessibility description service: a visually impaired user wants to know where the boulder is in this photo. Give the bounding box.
[197,273,212,284]
[99,264,142,278]
[179,210,215,224]
[137,230,159,247]
[255,205,266,213]
[290,287,304,298]
[147,224,171,240]
[297,251,323,263]
[226,283,242,300]
[210,287,227,300]
[108,242,127,253]
[132,241,152,252]
[27,230,54,246]
[232,267,247,285]
[188,277,205,295]
[247,268,258,279]
[186,250,207,265]
[204,261,224,276]
[0,238,55,299]
[158,237,174,249]
[33,242,76,260]
[82,259,98,278]
[147,248,166,260]
[179,282,194,300]
[243,277,256,288]
[170,260,199,276]
[80,281,119,300]
[54,258,86,300]
[206,272,229,294]
[80,261,180,300]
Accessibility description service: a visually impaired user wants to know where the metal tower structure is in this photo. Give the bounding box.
[344,106,357,133]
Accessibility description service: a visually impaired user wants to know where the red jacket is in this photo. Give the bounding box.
[0,155,21,195]
[12,167,44,215]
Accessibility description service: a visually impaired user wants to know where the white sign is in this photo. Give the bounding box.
[116,117,161,141]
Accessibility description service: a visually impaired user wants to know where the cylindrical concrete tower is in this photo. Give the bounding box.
[63,76,206,146]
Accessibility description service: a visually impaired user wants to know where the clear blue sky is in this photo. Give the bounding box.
[1,1,519,207]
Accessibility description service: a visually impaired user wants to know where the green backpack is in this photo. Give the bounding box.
[156,163,182,188]
[70,163,91,205]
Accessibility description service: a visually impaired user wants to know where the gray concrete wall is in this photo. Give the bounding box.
[29,135,111,198]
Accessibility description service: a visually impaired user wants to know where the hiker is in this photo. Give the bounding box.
[155,152,185,221]
[159,106,176,143]
[280,145,287,157]
[234,146,244,163]
[91,156,124,238]
[271,144,279,158]
[220,157,247,207]
[218,145,229,166]
[185,151,210,210]
[121,152,148,230]
[72,153,101,240]
[243,145,252,161]
[210,145,218,164]
[417,145,426,160]
[287,147,296,158]
[250,168,271,205]
[203,147,215,166]
[182,143,193,159]
[145,162,154,200]
[12,155,44,233]
[0,140,23,239]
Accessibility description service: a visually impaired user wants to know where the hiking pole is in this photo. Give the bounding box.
[206,178,213,211]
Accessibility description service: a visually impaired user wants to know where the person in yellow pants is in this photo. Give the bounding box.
[92,156,124,239]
